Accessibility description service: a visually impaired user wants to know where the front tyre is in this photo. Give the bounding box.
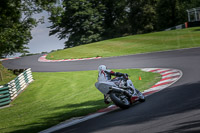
[110,92,131,109]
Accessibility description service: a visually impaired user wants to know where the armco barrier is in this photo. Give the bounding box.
[165,24,186,31]
[0,68,33,107]
[164,21,200,31]
[0,86,11,107]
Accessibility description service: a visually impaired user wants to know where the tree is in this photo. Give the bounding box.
[48,0,200,48]
[156,0,181,30]
[156,0,200,30]
[0,0,57,57]
[49,0,105,48]
[49,0,132,48]
[102,0,130,38]
[128,0,158,34]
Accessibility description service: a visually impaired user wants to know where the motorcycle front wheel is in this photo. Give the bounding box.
[110,92,131,109]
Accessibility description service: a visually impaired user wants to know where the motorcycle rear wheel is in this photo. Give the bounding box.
[110,92,131,109]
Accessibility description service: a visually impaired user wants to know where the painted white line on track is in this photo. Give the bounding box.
[40,112,107,133]
[39,105,117,133]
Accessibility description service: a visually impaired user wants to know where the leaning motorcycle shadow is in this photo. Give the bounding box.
[60,82,200,133]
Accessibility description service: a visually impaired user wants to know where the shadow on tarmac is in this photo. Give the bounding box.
[55,81,200,133]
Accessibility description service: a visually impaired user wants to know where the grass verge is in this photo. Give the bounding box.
[0,69,161,133]
[0,62,16,85]
[46,27,200,60]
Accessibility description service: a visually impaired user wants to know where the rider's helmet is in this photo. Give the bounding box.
[98,65,107,72]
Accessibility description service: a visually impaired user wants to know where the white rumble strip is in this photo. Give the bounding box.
[142,68,182,96]
[0,57,20,61]
[38,54,101,62]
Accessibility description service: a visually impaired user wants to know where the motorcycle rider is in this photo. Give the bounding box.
[98,65,130,104]
[98,65,128,82]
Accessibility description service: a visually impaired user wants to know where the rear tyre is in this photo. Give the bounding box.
[110,92,131,109]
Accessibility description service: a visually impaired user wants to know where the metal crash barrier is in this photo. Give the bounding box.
[0,68,33,107]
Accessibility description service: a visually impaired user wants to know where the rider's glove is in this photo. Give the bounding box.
[123,73,129,80]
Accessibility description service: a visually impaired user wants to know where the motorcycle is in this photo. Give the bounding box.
[95,74,145,109]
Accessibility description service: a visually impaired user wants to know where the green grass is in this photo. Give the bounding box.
[0,69,161,133]
[46,27,200,60]
[0,62,16,85]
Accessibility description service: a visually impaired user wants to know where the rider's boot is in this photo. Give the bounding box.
[104,94,111,104]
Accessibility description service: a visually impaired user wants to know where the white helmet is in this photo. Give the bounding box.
[98,65,107,71]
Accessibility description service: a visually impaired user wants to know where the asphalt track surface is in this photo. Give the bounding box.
[3,47,200,133]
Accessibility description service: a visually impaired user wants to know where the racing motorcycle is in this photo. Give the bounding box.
[95,74,145,109]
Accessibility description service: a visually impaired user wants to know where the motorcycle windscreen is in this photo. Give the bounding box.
[127,79,136,89]
[95,82,116,94]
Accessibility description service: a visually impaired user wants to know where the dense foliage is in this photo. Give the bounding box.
[49,0,200,48]
[1,0,200,56]
[156,0,200,30]
[49,0,105,47]
[0,0,57,57]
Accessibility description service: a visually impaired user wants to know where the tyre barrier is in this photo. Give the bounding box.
[0,68,33,107]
